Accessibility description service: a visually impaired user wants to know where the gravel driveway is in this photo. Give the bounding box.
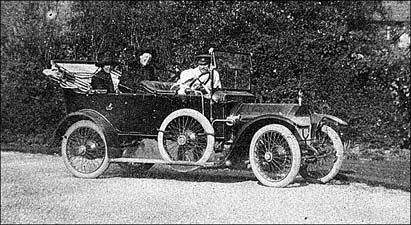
[1,151,410,224]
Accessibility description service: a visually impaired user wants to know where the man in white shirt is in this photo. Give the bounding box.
[171,54,221,95]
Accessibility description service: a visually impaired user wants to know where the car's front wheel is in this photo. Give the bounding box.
[299,125,344,183]
[249,124,301,187]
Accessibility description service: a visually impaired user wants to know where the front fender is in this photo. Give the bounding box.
[231,115,305,153]
[311,113,348,126]
[53,109,120,154]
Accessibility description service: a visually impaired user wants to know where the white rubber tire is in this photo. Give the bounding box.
[249,124,301,188]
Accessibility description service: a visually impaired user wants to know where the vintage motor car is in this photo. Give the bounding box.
[42,49,347,188]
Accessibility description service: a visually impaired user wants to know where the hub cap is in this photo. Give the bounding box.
[177,135,187,145]
[264,152,273,162]
[78,145,86,155]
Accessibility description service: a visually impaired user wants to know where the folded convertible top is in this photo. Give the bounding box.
[42,60,122,94]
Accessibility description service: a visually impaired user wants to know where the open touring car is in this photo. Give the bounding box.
[42,49,347,187]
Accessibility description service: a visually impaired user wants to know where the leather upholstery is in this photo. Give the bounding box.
[140,80,175,94]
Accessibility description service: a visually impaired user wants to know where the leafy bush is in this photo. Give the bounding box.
[1,1,409,150]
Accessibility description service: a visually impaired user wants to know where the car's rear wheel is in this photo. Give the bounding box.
[61,120,109,178]
[158,108,215,172]
[300,125,344,183]
[249,124,301,187]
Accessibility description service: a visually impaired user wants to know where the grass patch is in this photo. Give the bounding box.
[340,160,410,192]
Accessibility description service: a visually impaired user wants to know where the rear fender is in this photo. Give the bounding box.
[53,109,120,157]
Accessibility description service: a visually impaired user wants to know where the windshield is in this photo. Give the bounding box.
[214,51,252,90]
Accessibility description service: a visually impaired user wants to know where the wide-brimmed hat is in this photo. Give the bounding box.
[136,48,157,60]
[195,54,211,65]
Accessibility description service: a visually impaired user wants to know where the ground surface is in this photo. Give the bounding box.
[1,143,410,191]
[1,151,410,224]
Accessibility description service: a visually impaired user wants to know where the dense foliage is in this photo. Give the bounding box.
[1,1,409,149]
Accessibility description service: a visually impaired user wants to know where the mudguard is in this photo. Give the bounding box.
[227,103,311,152]
[311,113,348,126]
[230,114,306,154]
[53,109,120,157]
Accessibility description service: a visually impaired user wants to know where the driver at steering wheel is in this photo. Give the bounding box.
[171,54,221,95]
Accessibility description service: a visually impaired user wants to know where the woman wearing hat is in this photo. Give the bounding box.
[91,54,118,93]
[171,54,221,95]
[121,48,159,90]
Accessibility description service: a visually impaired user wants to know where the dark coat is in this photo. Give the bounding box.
[120,48,160,90]
[122,62,158,90]
[91,69,115,93]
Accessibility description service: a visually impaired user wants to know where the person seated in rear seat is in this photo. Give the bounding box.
[122,49,159,90]
[91,55,118,93]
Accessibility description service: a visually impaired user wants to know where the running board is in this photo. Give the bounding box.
[110,158,216,166]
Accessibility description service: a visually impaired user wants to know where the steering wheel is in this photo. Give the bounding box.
[169,71,211,94]
[188,71,210,91]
